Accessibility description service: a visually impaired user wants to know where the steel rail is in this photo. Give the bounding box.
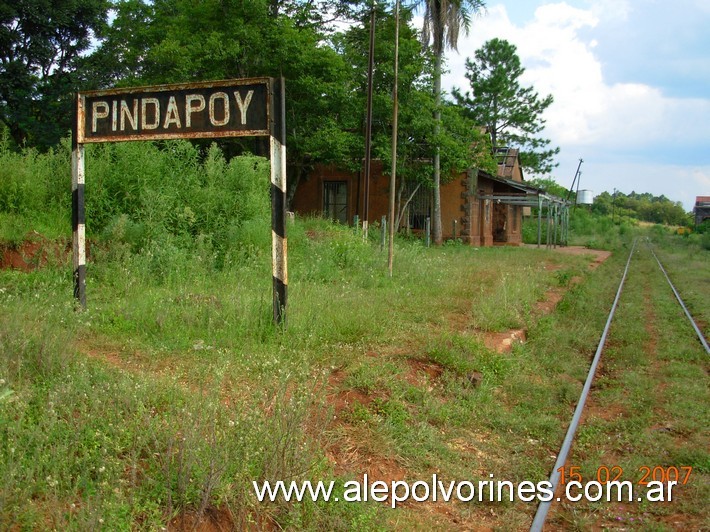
[649,246,710,354]
[530,238,638,532]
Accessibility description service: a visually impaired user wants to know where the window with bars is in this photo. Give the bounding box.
[406,183,431,230]
[323,181,348,224]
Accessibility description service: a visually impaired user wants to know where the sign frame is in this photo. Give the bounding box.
[72,77,288,324]
[77,77,272,144]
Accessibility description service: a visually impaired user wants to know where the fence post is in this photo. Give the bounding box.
[425,216,431,247]
[553,204,559,248]
[537,195,542,248]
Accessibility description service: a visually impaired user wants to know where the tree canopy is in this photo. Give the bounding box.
[420,0,485,244]
[3,1,566,214]
[0,0,109,149]
[528,178,691,226]
[592,190,690,226]
[452,37,559,175]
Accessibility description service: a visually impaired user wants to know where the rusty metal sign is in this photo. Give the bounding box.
[77,78,270,143]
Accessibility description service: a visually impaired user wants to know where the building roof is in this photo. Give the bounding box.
[495,147,523,181]
[477,170,568,206]
[695,196,710,204]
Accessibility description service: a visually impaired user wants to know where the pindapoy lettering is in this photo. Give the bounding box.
[80,80,267,142]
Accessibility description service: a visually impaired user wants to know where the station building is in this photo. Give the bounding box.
[694,196,710,227]
[292,148,566,246]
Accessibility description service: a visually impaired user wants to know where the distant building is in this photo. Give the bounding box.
[695,196,710,226]
[292,148,565,246]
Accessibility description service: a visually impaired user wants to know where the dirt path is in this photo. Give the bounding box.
[319,248,614,528]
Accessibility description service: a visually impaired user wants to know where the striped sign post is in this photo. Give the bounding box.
[269,78,287,325]
[74,77,287,324]
[71,131,86,309]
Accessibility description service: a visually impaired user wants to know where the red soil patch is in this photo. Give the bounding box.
[168,506,235,532]
[78,339,145,373]
[325,438,407,497]
[331,387,376,417]
[325,368,390,424]
[482,329,526,354]
[553,246,612,269]
[0,237,72,271]
[323,366,409,498]
[535,289,564,314]
[445,311,471,332]
[405,358,444,387]
[361,456,406,483]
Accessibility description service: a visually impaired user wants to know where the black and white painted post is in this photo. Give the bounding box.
[71,127,87,309]
[269,77,287,325]
[537,195,543,248]
[74,77,287,324]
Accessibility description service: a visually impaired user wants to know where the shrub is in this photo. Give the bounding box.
[0,137,271,273]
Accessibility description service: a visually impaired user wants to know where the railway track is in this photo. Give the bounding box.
[530,238,709,531]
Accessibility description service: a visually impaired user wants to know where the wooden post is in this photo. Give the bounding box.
[553,203,559,248]
[387,0,400,277]
[362,5,376,241]
[71,141,86,309]
[270,77,287,325]
[537,195,542,248]
[425,216,431,247]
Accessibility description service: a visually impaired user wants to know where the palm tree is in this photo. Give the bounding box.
[421,0,484,244]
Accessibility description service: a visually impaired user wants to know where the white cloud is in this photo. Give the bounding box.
[588,0,631,22]
[406,0,710,210]
[581,162,710,211]
[444,0,710,145]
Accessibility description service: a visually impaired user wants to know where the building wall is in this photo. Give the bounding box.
[291,162,391,226]
[291,164,357,221]
[695,197,710,226]
[452,171,495,247]
[292,163,523,247]
[506,205,522,245]
[440,174,467,241]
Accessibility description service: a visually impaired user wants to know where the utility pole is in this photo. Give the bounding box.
[566,158,584,204]
[388,0,400,276]
[362,3,376,240]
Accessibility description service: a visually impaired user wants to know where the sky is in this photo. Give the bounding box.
[428,0,710,211]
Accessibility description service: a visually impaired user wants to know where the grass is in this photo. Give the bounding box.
[0,227,707,529]
[546,240,709,530]
[1,162,708,530]
[0,216,583,528]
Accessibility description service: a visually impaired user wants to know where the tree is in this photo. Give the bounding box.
[89,0,365,205]
[420,0,484,245]
[335,5,493,226]
[527,177,570,199]
[452,38,559,175]
[0,0,108,149]
[84,0,494,221]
